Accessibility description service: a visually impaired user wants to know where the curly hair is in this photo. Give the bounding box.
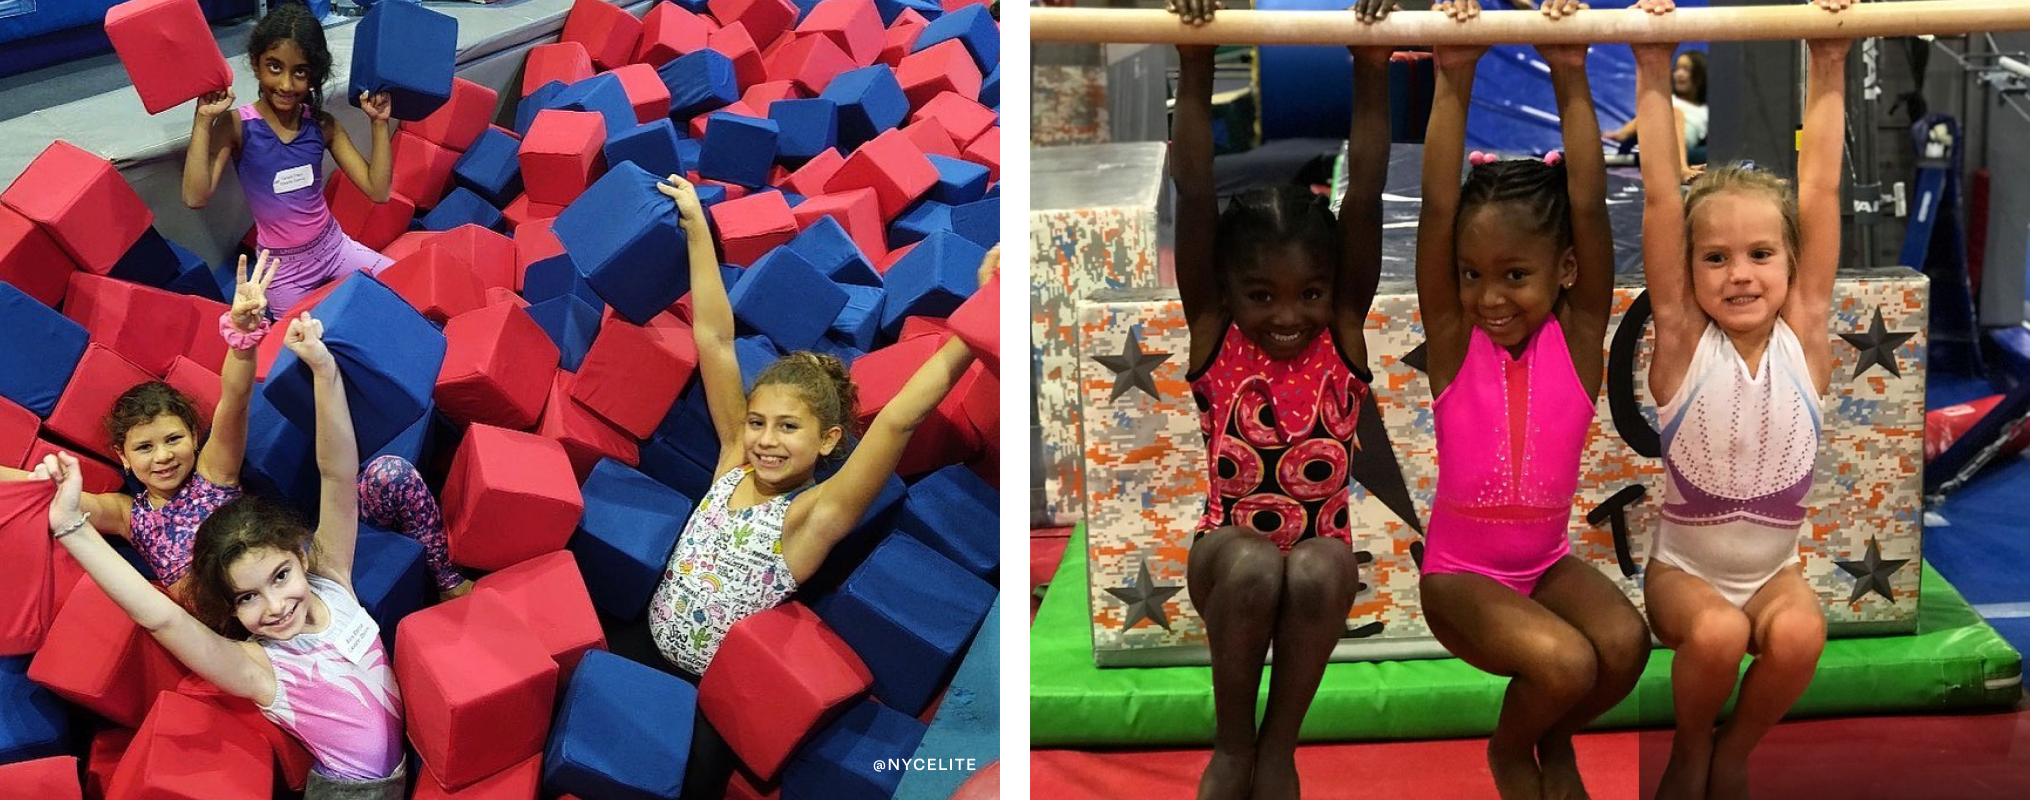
[752,351,861,464]
[247,2,332,119]
[105,382,203,454]
[183,496,318,639]
[1213,184,1342,289]
[1455,157,1573,255]
[1683,162,1800,276]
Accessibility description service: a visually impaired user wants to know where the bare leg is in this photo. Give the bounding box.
[1707,567,1825,800]
[1530,556,1653,800]
[1643,563,1750,800]
[1251,539,1360,800]
[1423,572,1601,800]
[1187,528,1285,800]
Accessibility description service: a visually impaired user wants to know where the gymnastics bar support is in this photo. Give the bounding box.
[1029,1,2030,46]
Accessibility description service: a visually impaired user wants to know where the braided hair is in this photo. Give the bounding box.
[1455,157,1573,255]
[247,2,332,119]
[1213,185,1342,289]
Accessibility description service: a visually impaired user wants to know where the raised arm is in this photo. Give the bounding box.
[1790,27,1848,395]
[658,176,748,472]
[283,315,360,589]
[323,93,394,203]
[1633,41,1702,401]
[182,90,239,209]
[1335,37,1395,371]
[196,252,276,489]
[1172,42,1227,372]
[1415,39,1484,392]
[37,452,272,702]
[1538,37,1615,399]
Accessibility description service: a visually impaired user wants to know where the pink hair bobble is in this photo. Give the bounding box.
[1468,151,1498,166]
[1542,150,1565,167]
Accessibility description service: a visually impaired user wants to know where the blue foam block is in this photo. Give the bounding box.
[871,0,943,25]
[727,248,847,351]
[554,73,638,141]
[659,50,739,119]
[517,80,572,135]
[0,655,68,764]
[828,284,884,351]
[790,0,823,22]
[878,231,984,338]
[913,4,997,74]
[636,435,715,501]
[164,241,225,303]
[809,336,865,369]
[453,127,525,206]
[786,216,879,287]
[813,535,994,715]
[818,65,909,152]
[527,294,603,372]
[699,113,780,189]
[420,186,505,232]
[767,98,839,163]
[891,600,999,800]
[543,650,696,800]
[896,465,997,579]
[735,335,780,393]
[352,522,428,652]
[888,199,952,249]
[524,254,606,311]
[241,390,318,516]
[349,0,457,121]
[606,119,693,179]
[0,281,87,417]
[571,459,694,621]
[781,699,928,800]
[670,0,711,13]
[110,227,181,288]
[264,276,447,456]
[553,162,689,324]
[949,195,997,249]
[653,385,719,468]
[677,140,706,183]
[370,404,439,469]
[980,66,999,109]
[925,154,989,205]
[780,191,806,207]
[985,182,998,199]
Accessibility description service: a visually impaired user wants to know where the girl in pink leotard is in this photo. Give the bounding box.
[1414,4,1651,799]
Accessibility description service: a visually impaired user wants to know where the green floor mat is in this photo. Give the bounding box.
[1031,525,2024,747]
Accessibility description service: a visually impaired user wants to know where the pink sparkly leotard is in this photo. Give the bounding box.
[1421,317,1596,595]
[1189,325,1370,550]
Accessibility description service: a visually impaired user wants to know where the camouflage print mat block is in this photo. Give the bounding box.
[1032,143,1169,527]
[1082,270,1928,666]
[1032,54,1110,146]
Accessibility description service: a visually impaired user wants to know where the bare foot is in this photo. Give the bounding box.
[1704,743,1750,800]
[1489,740,1545,800]
[1654,737,1712,800]
[1195,747,1253,800]
[1250,745,1299,800]
[1537,737,1589,800]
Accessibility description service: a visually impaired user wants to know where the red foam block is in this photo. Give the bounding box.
[412,752,541,800]
[44,344,155,461]
[87,728,137,800]
[393,130,461,210]
[561,0,644,71]
[689,101,759,139]
[380,230,443,263]
[791,188,886,265]
[569,311,695,438]
[635,1,716,67]
[901,115,961,160]
[105,0,233,115]
[107,692,271,800]
[25,439,122,494]
[418,224,518,292]
[781,147,845,196]
[329,173,417,252]
[484,286,529,309]
[825,128,935,220]
[698,602,872,782]
[540,372,640,481]
[0,479,56,657]
[63,272,204,377]
[963,126,999,183]
[0,756,81,800]
[28,579,193,728]
[442,424,584,572]
[708,191,798,268]
[514,221,567,293]
[436,302,559,430]
[797,0,884,67]
[696,177,751,203]
[895,39,980,110]
[410,78,500,153]
[610,62,673,125]
[742,79,807,111]
[523,41,595,97]
[849,334,940,430]
[709,23,769,90]
[765,33,854,95]
[946,272,997,372]
[0,395,35,469]
[519,110,608,208]
[879,10,929,68]
[395,593,559,791]
[161,356,222,433]
[504,193,567,233]
[0,141,153,275]
[380,246,488,325]
[710,0,798,49]
[912,92,997,150]
[173,673,314,791]
[471,551,606,681]
[0,203,77,307]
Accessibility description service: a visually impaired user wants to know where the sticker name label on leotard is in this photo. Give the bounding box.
[273,164,314,195]
[328,603,381,667]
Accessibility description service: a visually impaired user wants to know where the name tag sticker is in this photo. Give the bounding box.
[273,164,315,195]
[329,605,381,666]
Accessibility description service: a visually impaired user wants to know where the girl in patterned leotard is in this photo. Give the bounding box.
[1413,4,1651,798]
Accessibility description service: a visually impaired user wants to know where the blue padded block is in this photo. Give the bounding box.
[790,0,823,22]
[857,473,907,533]
[813,535,994,715]
[421,187,505,232]
[818,65,909,152]
[370,404,437,469]
[543,650,696,800]
[767,98,839,163]
[516,80,571,135]
[913,4,997,74]
[349,0,457,121]
[0,281,88,417]
[606,119,693,179]
[352,522,427,652]
[735,335,780,393]
[780,191,806,207]
[670,0,711,13]
[925,154,990,205]
[721,264,745,292]
[980,65,999,109]
[164,241,225,303]
[786,216,879,287]
[878,231,984,338]
[809,336,866,369]
[828,284,884,351]
[727,248,847,351]
[109,227,181,288]
[452,127,524,207]
[264,276,447,456]
[242,390,318,516]
[524,254,606,311]
[0,655,68,764]
[896,465,997,579]
[699,113,780,189]
[554,162,689,324]
[653,385,719,469]
[872,0,943,25]
[527,295,602,372]
[677,140,706,184]
[571,459,694,621]
[554,73,638,141]
[891,601,999,800]
[209,261,239,303]
[887,199,952,249]
[637,436,715,502]
[949,195,997,249]
[659,50,739,119]
[782,699,928,800]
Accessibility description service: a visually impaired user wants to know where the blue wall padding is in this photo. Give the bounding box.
[819,65,909,152]
[924,155,989,205]
[526,294,603,372]
[767,98,839,163]
[786,216,879,287]
[0,281,87,417]
[349,0,457,121]
[871,0,942,25]
[543,650,696,800]
[524,254,606,311]
[896,465,997,579]
[980,65,999,110]
[554,73,638,141]
[660,50,739,119]
[829,284,885,352]
[782,698,928,800]
[949,196,997,249]
[912,5,995,74]
[553,162,689,324]
[606,119,693,179]
[241,390,318,516]
[517,80,571,135]
[352,522,427,652]
[453,127,525,206]
[727,248,848,351]
[163,238,224,302]
[571,459,694,621]
[891,600,999,800]
[0,655,68,764]
[421,187,505,232]
[110,227,181,288]
[263,276,447,456]
[734,336,781,393]
[813,535,994,715]
[653,385,719,469]
[636,435,715,501]
[699,113,781,188]
[878,231,983,337]
[888,200,952,249]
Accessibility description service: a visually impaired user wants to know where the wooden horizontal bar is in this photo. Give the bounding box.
[1029,1,2030,46]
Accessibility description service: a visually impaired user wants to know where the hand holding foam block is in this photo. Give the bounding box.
[349,0,457,121]
[552,162,688,324]
[262,276,447,456]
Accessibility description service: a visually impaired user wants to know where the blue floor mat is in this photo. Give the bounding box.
[1925,454,2030,657]
[1980,616,2030,663]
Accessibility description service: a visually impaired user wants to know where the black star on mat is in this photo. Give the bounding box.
[1093,329,1172,402]
[1838,308,1916,379]
[1105,557,1184,631]
[1401,340,1429,373]
[1834,537,1910,604]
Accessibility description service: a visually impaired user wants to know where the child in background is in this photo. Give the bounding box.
[1414,4,1650,798]
[33,314,407,799]
[1635,2,1847,797]
[181,1,395,314]
[1164,2,1395,797]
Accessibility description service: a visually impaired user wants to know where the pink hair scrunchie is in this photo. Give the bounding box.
[1468,151,1498,166]
[1542,150,1565,167]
